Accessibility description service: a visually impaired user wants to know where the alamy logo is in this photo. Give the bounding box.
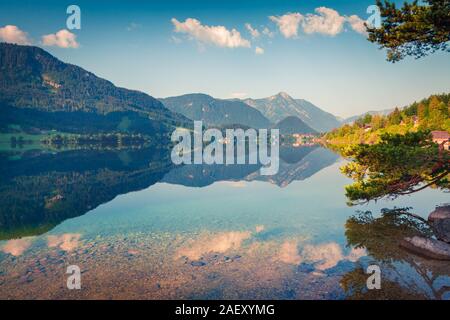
[366,5,381,28]
[171,121,280,175]
[366,265,381,290]
[66,265,81,290]
[66,5,81,30]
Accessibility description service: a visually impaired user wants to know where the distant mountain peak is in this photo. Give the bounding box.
[269,91,294,101]
[242,93,341,132]
[277,91,292,99]
[170,93,213,99]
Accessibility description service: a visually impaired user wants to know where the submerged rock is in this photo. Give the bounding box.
[433,219,450,243]
[428,205,450,222]
[190,260,206,267]
[297,263,315,273]
[400,236,450,260]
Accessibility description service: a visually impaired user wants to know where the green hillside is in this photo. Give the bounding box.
[325,93,450,146]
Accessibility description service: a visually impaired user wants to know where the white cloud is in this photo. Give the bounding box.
[277,240,302,264]
[47,233,81,252]
[255,225,265,233]
[262,27,275,38]
[347,15,368,36]
[126,22,141,31]
[245,23,260,38]
[230,92,249,99]
[302,242,366,270]
[302,7,346,36]
[255,46,264,55]
[171,18,250,48]
[269,13,303,38]
[275,241,367,270]
[269,8,367,39]
[170,35,182,44]
[2,237,33,256]
[175,231,251,260]
[42,29,79,48]
[0,25,31,45]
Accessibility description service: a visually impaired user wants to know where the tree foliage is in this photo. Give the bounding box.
[341,131,450,205]
[367,0,450,62]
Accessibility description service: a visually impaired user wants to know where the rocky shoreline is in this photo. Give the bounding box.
[400,205,450,260]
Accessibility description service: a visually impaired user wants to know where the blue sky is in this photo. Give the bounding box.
[1,0,449,117]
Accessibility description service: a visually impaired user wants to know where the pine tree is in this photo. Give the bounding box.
[367,0,450,62]
[388,107,402,125]
[417,103,429,121]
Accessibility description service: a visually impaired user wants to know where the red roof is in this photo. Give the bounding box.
[431,131,450,140]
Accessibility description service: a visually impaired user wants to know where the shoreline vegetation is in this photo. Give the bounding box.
[324,93,450,264]
[0,129,153,152]
[1,122,321,154]
[40,132,150,150]
[323,93,450,149]
[322,93,449,206]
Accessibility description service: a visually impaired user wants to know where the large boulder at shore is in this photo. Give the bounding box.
[433,219,450,243]
[428,205,450,222]
[400,236,450,260]
[428,205,450,243]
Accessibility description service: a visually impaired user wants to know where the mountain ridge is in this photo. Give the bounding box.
[342,109,394,124]
[274,116,317,135]
[160,93,271,129]
[0,43,190,135]
[2,43,394,136]
[0,42,187,124]
[241,92,341,132]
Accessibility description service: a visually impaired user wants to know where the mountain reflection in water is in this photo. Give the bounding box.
[0,145,449,299]
[0,145,338,239]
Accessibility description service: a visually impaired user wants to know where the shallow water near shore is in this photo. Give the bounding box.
[0,146,449,299]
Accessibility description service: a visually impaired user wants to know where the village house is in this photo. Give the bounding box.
[431,131,450,150]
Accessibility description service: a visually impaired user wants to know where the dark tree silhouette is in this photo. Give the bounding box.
[367,0,450,62]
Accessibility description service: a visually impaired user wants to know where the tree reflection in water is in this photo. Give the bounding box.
[342,208,450,299]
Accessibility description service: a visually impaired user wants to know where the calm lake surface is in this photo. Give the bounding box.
[0,145,449,299]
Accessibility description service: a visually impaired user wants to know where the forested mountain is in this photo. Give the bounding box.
[0,43,188,134]
[343,109,394,124]
[326,93,450,145]
[160,93,271,129]
[274,116,317,135]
